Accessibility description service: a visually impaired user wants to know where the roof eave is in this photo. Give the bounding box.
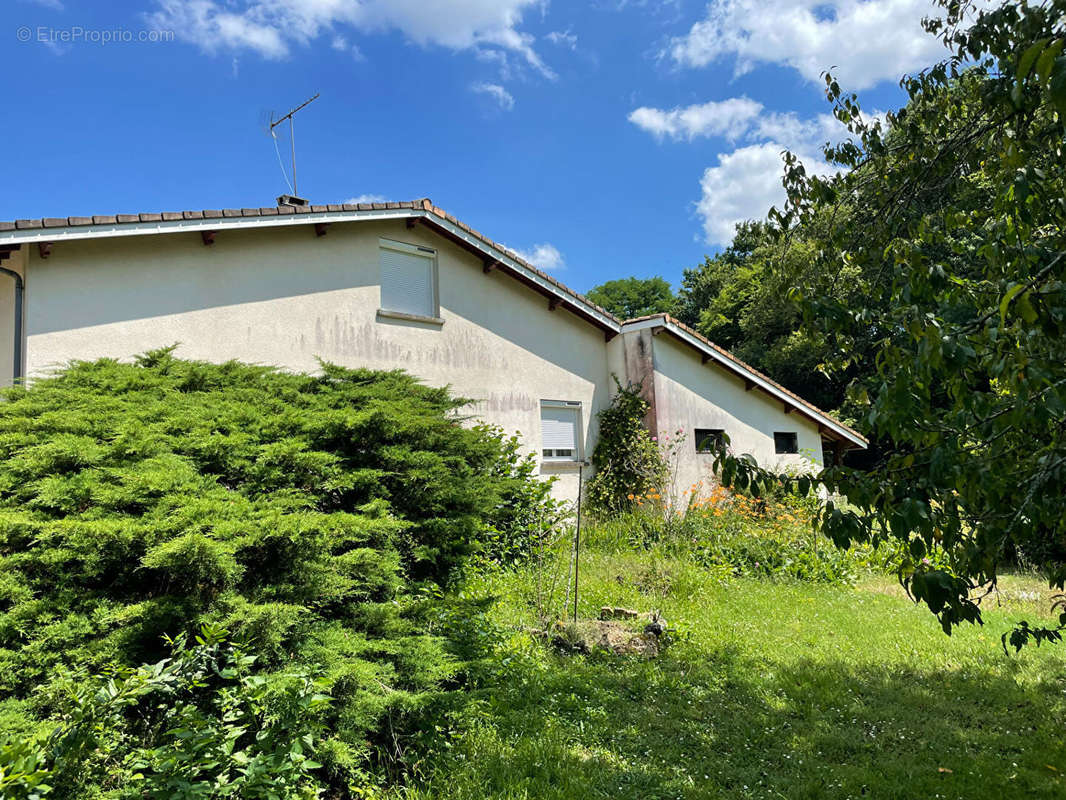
[0,205,622,335]
[621,315,868,450]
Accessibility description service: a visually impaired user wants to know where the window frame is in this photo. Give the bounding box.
[694,428,726,454]
[773,431,799,455]
[540,400,583,464]
[377,238,441,323]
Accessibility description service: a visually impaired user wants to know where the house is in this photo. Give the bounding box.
[0,198,866,503]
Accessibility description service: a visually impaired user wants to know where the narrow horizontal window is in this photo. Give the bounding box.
[379,239,437,320]
[774,431,798,454]
[695,428,725,454]
[541,401,581,462]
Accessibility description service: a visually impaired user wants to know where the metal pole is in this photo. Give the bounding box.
[269,93,318,197]
[573,463,583,623]
[290,116,297,197]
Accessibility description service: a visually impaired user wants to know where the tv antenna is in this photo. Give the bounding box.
[267,92,320,198]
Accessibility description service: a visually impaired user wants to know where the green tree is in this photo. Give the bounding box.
[673,221,858,412]
[727,0,1066,645]
[586,276,675,320]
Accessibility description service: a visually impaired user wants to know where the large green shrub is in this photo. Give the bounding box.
[0,351,553,794]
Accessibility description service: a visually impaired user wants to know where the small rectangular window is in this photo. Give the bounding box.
[695,428,725,454]
[774,431,799,454]
[541,401,581,462]
[379,239,437,319]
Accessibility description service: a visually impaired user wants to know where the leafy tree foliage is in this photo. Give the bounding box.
[586,276,676,320]
[0,351,555,792]
[726,0,1066,641]
[673,222,856,412]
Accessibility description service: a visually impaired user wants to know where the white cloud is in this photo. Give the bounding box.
[508,243,566,271]
[629,96,849,153]
[627,97,763,142]
[344,194,388,203]
[546,29,577,49]
[149,0,554,77]
[667,0,949,89]
[471,82,515,110]
[696,143,839,245]
[628,96,864,244]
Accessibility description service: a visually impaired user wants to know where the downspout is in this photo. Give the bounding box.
[0,267,23,383]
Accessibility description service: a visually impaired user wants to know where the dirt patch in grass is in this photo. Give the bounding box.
[543,617,664,658]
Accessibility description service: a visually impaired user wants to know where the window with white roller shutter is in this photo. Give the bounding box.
[379,239,438,319]
[540,400,582,462]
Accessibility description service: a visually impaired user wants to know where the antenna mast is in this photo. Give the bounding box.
[269,92,320,198]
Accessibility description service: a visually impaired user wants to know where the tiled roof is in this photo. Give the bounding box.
[0,199,864,446]
[0,200,425,230]
[0,198,621,329]
[624,313,867,446]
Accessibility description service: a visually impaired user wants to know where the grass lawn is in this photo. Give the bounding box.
[393,547,1066,800]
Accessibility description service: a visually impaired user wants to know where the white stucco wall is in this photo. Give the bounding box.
[21,220,610,502]
[0,248,25,386]
[650,332,823,502]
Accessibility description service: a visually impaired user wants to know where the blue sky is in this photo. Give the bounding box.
[3,0,950,293]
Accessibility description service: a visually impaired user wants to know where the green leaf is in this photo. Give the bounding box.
[1035,39,1066,83]
[999,283,1026,326]
[1017,292,1038,324]
[1017,38,1050,81]
[1050,56,1066,118]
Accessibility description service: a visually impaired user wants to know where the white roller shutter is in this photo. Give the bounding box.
[380,241,436,318]
[541,402,580,459]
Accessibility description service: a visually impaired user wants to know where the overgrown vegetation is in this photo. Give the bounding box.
[385,522,1066,800]
[0,352,557,796]
[585,381,666,514]
[589,488,890,585]
[727,0,1066,642]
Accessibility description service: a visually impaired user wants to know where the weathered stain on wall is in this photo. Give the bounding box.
[651,332,822,500]
[20,219,611,504]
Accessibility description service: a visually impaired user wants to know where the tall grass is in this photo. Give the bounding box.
[390,502,1066,800]
[585,487,893,584]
